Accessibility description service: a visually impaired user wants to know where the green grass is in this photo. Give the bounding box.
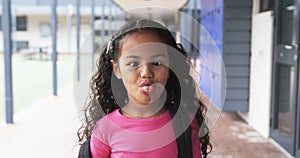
[0,53,81,122]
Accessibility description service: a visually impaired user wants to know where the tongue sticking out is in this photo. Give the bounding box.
[141,85,153,94]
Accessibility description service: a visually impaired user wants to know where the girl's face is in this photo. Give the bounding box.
[112,32,169,106]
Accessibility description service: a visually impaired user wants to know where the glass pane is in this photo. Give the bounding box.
[16,16,27,31]
[260,0,274,12]
[279,0,294,45]
[276,64,295,138]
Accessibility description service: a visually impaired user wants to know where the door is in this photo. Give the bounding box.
[271,0,299,156]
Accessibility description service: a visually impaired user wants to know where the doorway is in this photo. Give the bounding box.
[271,0,300,156]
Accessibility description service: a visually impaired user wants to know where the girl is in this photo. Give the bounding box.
[77,19,212,158]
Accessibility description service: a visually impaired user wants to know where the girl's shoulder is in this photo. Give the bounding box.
[95,109,120,124]
[92,109,121,138]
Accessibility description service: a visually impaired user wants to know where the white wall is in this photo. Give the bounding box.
[0,14,92,54]
[27,15,52,48]
[247,0,274,138]
[57,15,91,53]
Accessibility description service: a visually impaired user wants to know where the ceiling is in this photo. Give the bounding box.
[112,0,188,21]
[113,0,188,10]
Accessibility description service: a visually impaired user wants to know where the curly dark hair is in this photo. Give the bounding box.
[77,19,212,157]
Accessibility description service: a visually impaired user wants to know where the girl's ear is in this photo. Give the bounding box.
[111,60,122,79]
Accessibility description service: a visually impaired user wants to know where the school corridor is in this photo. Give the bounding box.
[1,0,300,157]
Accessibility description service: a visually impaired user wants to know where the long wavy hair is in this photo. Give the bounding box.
[77,19,212,157]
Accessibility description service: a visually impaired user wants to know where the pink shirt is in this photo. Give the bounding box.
[91,109,201,158]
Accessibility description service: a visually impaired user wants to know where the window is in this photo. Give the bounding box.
[40,22,51,38]
[16,16,27,31]
[14,41,29,51]
[260,0,274,12]
[0,16,27,31]
[95,30,110,36]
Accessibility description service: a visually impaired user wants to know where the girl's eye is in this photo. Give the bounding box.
[152,61,162,66]
[128,62,139,67]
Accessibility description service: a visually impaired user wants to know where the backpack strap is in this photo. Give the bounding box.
[78,138,92,158]
[169,105,193,158]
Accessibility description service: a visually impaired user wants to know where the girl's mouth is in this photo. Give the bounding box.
[140,85,154,94]
[139,82,154,94]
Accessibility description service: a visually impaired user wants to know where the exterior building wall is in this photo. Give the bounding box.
[199,0,252,112]
[199,0,224,109]
[222,0,252,112]
[0,14,93,53]
[0,3,119,54]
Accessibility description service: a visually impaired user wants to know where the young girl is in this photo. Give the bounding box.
[77,19,212,158]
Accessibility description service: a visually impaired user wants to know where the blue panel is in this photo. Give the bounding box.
[199,0,223,109]
[179,11,192,53]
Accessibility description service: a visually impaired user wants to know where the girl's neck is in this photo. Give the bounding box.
[121,101,168,118]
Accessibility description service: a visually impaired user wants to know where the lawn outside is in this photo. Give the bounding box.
[0,53,81,122]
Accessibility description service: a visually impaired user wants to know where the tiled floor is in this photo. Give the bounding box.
[208,109,291,158]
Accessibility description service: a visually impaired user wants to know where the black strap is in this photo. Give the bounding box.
[78,138,92,158]
[169,105,193,158]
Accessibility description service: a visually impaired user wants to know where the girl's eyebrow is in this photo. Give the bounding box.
[152,54,168,58]
[124,54,167,59]
[124,55,140,59]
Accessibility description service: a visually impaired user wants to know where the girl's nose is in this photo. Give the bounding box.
[140,63,154,79]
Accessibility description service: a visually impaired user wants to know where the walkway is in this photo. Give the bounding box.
[0,84,80,158]
[0,84,292,158]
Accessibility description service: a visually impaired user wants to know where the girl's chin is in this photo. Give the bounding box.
[136,98,153,105]
[134,96,165,106]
